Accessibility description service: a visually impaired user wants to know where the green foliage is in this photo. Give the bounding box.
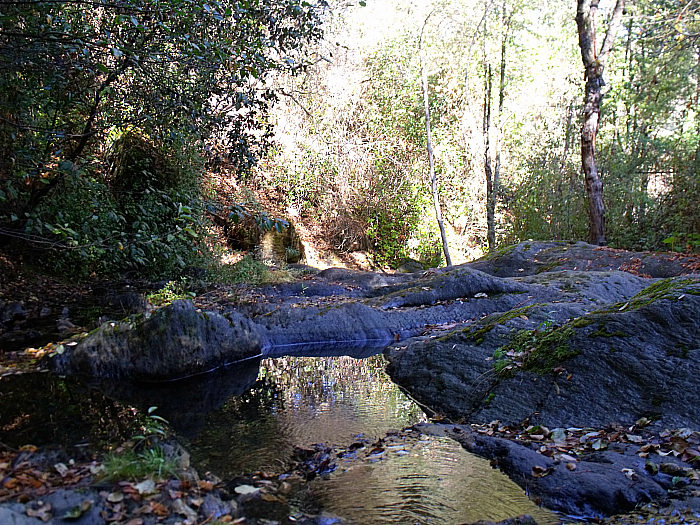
[102,406,177,481]
[102,447,179,482]
[146,280,196,308]
[364,189,422,269]
[210,255,271,284]
[226,202,289,233]
[0,0,327,278]
[18,134,206,278]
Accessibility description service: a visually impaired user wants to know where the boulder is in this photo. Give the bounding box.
[385,270,700,430]
[50,300,263,380]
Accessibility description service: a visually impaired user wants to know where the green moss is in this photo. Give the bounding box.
[459,304,541,345]
[535,260,562,274]
[482,243,517,261]
[570,317,595,328]
[588,326,629,338]
[492,322,580,377]
[515,325,578,374]
[608,277,700,312]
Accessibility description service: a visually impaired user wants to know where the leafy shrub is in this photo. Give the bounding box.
[19,134,206,279]
[146,279,196,307]
[210,255,271,284]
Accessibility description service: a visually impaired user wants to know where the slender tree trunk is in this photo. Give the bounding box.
[484,64,495,252]
[420,16,452,267]
[557,100,574,238]
[575,0,625,246]
[492,3,510,250]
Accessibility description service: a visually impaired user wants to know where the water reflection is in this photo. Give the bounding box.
[188,354,424,476]
[95,357,261,438]
[302,436,556,525]
[0,350,558,524]
[0,373,142,451]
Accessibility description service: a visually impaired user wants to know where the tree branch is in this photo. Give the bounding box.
[599,0,626,66]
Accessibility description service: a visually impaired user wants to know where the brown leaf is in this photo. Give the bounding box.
[198,480,214,491]
[531,465,552,478]
[3,477,20,490]
[150,501,169,517]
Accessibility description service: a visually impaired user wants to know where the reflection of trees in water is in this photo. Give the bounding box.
[188,355,423,477]
[258,355,420,420]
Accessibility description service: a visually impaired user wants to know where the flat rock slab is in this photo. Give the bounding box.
[418,423,695,519]
[385,274,700,430]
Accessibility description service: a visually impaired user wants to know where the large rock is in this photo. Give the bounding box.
[385,271,700,430]
[50,300,263,380]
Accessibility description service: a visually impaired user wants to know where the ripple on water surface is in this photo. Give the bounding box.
[302,435,556,525]
[186,354,557,525]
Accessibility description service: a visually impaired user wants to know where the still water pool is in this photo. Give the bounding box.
[0,349,557,524]
[178,351,557,524]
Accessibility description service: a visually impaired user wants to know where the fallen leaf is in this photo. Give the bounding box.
[197,480,214,491]
[133,479,156,495]
[531,465,552,478]
[622,468,637,480]
[61,500,92,519]
[234,484,259,495]
[107,492,125,503]
[172,498,197,520]
[660,463,687,476]
[168,489,184,500]
[645,461,659,475]
[3,477,20,490]
[150,501,169,516]
[53,463,69,477]
[592,438,608,450]
[26,502,52,521]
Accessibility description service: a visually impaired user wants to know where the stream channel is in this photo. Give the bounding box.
[0,344,558,524]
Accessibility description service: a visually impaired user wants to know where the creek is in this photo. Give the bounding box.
[0,346,557,524]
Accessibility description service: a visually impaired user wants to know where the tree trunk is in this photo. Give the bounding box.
[420,17,452,267]
[492,3,510,250]
[484,64,495,252]
[580,71,606,245]
[575,0,625,246]
[421,59,452,267]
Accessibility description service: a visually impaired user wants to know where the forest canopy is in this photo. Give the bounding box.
[0,0,699,277]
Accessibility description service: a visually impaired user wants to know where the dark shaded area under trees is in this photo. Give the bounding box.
[0,0,326,278]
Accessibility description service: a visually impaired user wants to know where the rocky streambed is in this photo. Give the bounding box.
[3,240,700,522]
